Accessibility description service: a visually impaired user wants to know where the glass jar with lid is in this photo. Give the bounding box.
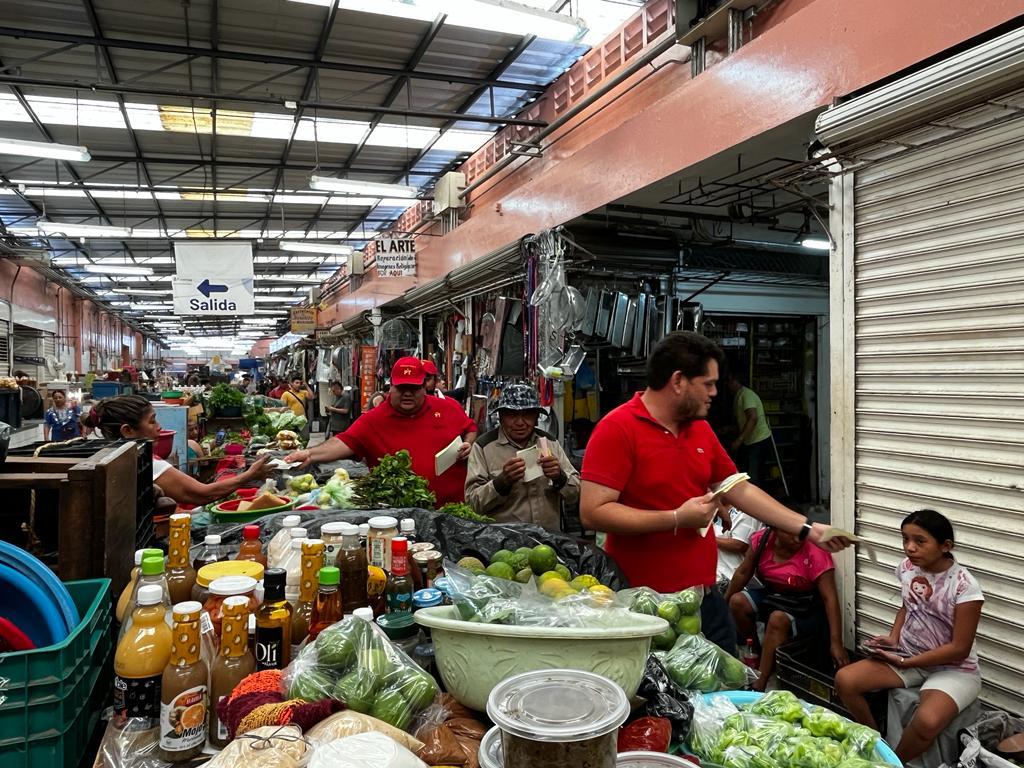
[366,516,399,571]
[192,560,265,604]
[203,575,259,640]
[321,522,347,566]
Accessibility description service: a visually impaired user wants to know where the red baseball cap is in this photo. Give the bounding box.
[391,356,426,386]
[421,359,439,376]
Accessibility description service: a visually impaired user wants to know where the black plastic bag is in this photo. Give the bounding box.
[637,655,694,745]
[192,507,628,590]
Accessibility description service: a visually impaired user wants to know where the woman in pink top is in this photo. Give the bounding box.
[725,526,848,691]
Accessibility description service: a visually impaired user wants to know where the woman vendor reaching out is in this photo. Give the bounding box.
[88,395,275,506]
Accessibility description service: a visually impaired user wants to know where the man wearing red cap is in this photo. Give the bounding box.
[285,356,478,505]
[421,359,444,398]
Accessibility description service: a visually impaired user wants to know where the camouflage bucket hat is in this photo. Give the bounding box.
[497,384,542,412]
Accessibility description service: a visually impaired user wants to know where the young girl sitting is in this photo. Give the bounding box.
[836,509,984,763]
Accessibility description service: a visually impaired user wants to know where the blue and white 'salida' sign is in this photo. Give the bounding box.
[172,242,255,315]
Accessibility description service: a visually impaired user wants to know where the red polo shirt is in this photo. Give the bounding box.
[582,393,736,591]
[338,395,477,505]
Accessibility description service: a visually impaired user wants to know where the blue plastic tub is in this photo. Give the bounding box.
[697,691,903,766]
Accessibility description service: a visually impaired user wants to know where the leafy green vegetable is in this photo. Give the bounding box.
[244,399,273,435]
[208,383,245,411]
[354,450,436,509]
[438,501,494,522]
[266,410,308,433]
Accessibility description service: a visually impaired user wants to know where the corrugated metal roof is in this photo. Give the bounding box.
[0,0,644,337]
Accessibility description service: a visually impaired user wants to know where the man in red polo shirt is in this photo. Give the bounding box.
[286,357,477,505]
[581,331,848,653]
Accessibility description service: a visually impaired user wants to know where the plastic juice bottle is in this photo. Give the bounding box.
[192,534,224,571]
[741,638,759,669]
[209,596,256,748]
[157,601,209,762]
[113,584,173,727]
[267,514,301,565]
[166,514,197,604]
[399,518,416,544]
[120,554,174,640]
[337,523,369,614]
[255,568,293,671]
[385,537,413,617]
[235,524,267,567]
[271,527,307,570]
[308,566,342,641]
[290,539,323,657]
[116,548,154,624]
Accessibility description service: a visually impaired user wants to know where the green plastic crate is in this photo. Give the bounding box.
[0,579,113,766]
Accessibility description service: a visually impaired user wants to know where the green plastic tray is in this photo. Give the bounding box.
[0,579,113,763]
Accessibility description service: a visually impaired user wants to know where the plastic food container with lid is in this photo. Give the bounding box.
[191,559,265,603]
[616,752,701,767]
[486,668,629,768]
[366,515,398,571]
[203,574,259,639]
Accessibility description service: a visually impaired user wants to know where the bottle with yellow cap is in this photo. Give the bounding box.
[158,601,208,762]
[166,513,198,604]
[209,595,255,748]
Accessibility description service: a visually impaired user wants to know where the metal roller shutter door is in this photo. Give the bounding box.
[850,96,1024,714]
[0,318,9,378]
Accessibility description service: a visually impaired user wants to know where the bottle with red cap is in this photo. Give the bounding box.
[234,524,267,567]
[386,537,413,618]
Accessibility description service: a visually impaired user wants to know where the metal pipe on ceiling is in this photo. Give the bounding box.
[0,26,547,93]
[458,30,680,201]
[0,74,547,128]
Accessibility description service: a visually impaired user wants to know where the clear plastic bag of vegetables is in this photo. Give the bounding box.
[689,692,740,762]
[281,616,440,733]
[442,560,645,629]
[660,631,758,692]
[617,586,704,651]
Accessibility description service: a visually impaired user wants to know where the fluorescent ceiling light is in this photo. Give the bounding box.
[0,94,491,152]
[800,237,832,251]
[279,241,354,255]
[295,0,586,42]
[255,295,302,303]
[83,264,153,276]
[34,220,131,238]
[0,137,91,162]
[111,288,172,296]
[255,310,289,315]
[309,175,418,198]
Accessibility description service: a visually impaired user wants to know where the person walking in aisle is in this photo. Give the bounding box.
[580,331,851,653]
[724,370,773,483]
[325,380,353,434]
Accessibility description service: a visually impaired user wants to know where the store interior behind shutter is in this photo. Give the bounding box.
[851,92,1024,714]
[0,318,9,378]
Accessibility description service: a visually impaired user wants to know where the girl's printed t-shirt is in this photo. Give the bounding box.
[750,529,834,592]
[896,557,984,673]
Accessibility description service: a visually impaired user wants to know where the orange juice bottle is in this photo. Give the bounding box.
[235,524,267,567]
[113,584,173,727]
[158,601,208,762]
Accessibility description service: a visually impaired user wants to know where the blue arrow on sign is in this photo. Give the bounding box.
[196,278,229,298]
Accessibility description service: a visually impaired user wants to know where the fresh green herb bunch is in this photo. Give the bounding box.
[438,502,494,523]
[208,383,245,411]
[355,450,436,509]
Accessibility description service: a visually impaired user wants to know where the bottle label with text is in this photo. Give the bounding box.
[113,674,162,719]
[159,685,208,751]
[255,626,285,671]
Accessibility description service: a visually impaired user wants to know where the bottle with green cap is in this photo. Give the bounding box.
[308,566,341,641]
[119,552,174,641]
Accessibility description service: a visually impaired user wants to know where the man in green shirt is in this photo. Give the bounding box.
[725,371,772,483]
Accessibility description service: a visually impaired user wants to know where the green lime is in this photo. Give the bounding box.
[570,574,599,590]
[657,600,682,625]
[537,570,566,585]
[515,547,533,559]
[554,563,572,582]
[508,553,529,573]
[529,544,558,575]
[484,561,516,580]
[457,556,485,572]
[490,549,514,564]
[631,592,659,616]
[675,613,702,636]
[651,625,677,651]
[676,588,702,615]
[514,567,533,583]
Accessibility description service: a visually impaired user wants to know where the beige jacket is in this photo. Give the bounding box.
[465,428,580,532]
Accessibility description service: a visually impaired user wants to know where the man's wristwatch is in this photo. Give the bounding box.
[798,520,813,541]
